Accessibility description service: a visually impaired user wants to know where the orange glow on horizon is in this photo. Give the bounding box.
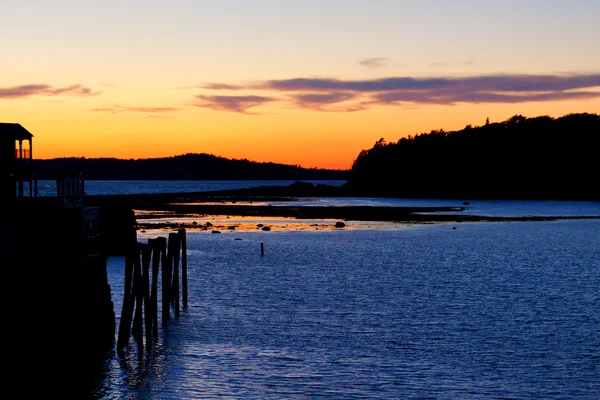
[5,97,600,171]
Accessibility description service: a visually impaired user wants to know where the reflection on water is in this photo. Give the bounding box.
[93,220,600,399]
[135,213,409,232]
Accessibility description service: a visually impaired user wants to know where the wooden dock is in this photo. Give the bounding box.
[117,228,188,355]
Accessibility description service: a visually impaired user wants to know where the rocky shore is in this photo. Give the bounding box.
[85,182,600,231]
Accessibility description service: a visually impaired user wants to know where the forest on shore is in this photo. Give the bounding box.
[34,153,348,181]
[33,112,600,200]
[345,113,600,200]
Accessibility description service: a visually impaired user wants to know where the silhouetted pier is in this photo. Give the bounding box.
[1,123,160,391]
[117,229,188,355]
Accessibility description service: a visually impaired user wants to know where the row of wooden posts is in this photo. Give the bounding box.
[117,228,188,355]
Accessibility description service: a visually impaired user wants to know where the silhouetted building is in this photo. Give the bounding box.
[0,122,35,199]
[1,123,116,390]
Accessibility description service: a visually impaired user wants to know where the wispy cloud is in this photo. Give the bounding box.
[373,89,600,105]
[292,92,354,105]
[0,84,99,99]
[177,83,245,90]
[190,73,600,112]
[204,74,600,94]
[192,95,276,114]
[289,92,367,112]
[358,57,391,69]
[90,106,180,113]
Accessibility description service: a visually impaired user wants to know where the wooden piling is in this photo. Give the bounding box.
[132,245,144,349]
[179,228,188,308]
[171,233,181,316]
[163,234,175,326]
[158,237,168,327]
[117,248,135,355]
[150,238,162,335]
[142,243,152,350]
[118,230,188,354]
[261,242,264,256]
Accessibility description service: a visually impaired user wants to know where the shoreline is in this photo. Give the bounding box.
[81,183,600,231]
[133,203,600,232]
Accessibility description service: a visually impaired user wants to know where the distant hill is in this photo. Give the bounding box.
[33,153,348,181]
[346,113,600,200]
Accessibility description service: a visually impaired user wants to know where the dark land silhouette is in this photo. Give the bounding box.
[345,113,600,200]
[35,113,600,200]
[33,153,348,181]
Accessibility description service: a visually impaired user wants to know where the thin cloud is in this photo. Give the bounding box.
[192,95,276,114]
[90,106,180,113]
[429,62,449,67]
[122,107,179,113]
[358,57,391,69]
[290,92,367,112]
[0,84,100,99]
[373,89,600,105]
[292,92,355,105]
[190,73,600,111]
[201,83,244,90]
[178,83,244,90]
[204,73,600,93]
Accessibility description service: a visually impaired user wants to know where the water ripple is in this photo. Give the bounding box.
[96,220,600,399]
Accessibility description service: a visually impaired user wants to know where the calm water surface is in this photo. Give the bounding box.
[230,197,600,217]
[96,220,600,399]
[36,179,600,218]
[35,179,346,196]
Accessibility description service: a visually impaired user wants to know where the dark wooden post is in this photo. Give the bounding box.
[29,138,33,197]
[132,244,144,349]
[117,247,135,355]
[142,243,152,351]
[150,238,161,335]
[18,140,23,198]
[179,228,188,308]
[261,242,264,256]
[163,235,174,326]
[170,233,181,316]
[157,237,168,328]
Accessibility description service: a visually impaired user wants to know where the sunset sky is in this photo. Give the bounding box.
[2,0,599,169]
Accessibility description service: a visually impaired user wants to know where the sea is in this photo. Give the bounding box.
[35,179,347,197]
[47,181,600,399]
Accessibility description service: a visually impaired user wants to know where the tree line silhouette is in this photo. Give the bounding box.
[34,153,348,181]
[346,113,600,200]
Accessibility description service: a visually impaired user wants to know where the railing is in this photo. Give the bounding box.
[57,177,85,207]
[15,148,31,159]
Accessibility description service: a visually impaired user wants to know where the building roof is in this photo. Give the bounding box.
[0,123,34,140]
